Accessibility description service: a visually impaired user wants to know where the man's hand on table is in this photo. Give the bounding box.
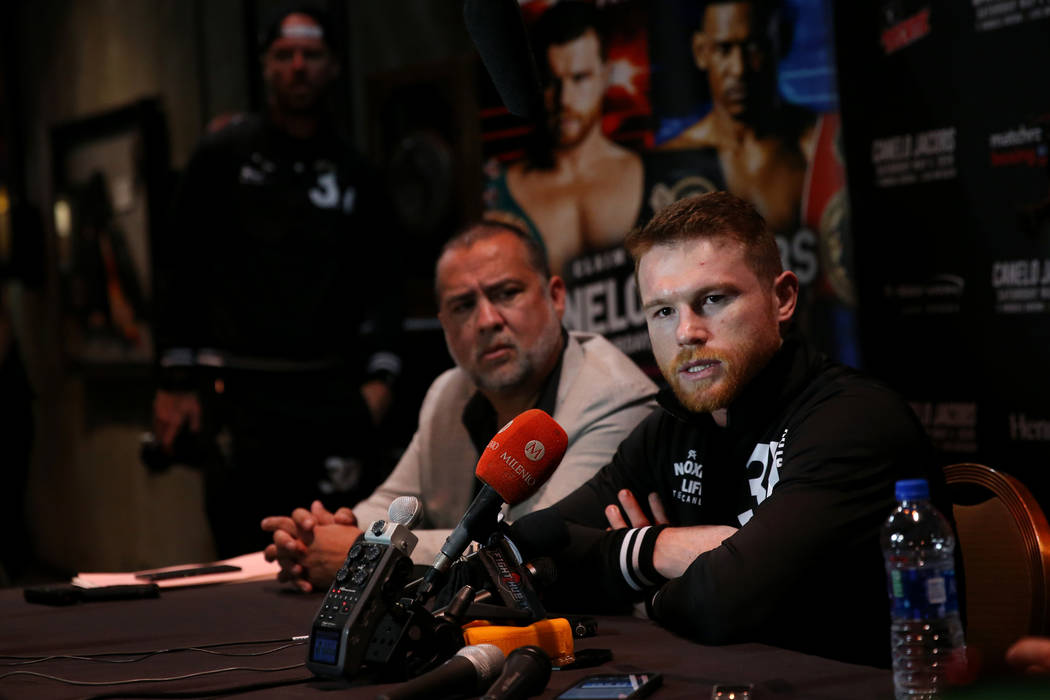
[261,500,363,592]
[604,488,737,579]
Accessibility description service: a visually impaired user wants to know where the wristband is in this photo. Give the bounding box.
[615,523,669,592]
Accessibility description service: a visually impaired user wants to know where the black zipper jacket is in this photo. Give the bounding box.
[518,334,951,667]
[155,114,401,387]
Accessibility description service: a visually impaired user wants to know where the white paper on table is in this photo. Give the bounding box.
[73,551,279,589]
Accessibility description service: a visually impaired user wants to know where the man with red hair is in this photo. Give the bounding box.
[516,192,951,668]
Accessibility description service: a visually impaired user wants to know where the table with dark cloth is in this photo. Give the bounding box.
[0,579,893,699]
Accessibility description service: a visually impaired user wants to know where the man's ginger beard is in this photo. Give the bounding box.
[660,331,781,413]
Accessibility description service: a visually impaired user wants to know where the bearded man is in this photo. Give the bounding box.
[262,221,656,591]
[511,192,954,669]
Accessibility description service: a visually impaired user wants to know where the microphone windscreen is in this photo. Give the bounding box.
[458,643,506,687]
[388,495,423,529]
[476,409,567,505]
[463,0,543,119]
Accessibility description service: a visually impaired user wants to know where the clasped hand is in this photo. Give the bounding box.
[261,500,363,592]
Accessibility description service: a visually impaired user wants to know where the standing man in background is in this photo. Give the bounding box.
[152,6,401,558]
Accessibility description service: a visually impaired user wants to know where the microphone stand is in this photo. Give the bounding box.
[362,591,467,680]
[363,528,550,680]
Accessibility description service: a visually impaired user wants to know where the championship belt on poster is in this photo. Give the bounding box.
[802,113,855,306]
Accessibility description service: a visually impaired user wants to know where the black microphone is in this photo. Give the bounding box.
[480,645,551,700]
[463,0,543,119]
[375,643,505,700]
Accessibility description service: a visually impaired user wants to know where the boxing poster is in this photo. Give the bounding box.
[833,1,1050,500]
[480,0,858,377]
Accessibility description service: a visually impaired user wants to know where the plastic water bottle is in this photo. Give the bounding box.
[881,478,965,699]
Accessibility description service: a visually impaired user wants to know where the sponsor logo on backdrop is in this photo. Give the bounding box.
[880,4,932,54]
[871,127,957,187]
[1010,413,1050,442]
[992,258,1050,314]
[972,0,1050,32]
[989,124,1048,168]
[882,274,964,315]
[911,401,978,453]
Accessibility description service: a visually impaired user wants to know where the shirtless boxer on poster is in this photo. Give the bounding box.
[489,1,644,277]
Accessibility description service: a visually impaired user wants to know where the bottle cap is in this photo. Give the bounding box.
[895,478,929,501]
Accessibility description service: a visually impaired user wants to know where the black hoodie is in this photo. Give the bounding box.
[518,334,952,668]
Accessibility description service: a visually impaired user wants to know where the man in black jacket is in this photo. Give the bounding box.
[515,191,949,667]
[152,7,400,557]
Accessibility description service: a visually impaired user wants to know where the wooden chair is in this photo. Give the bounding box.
[945,462,1050,672]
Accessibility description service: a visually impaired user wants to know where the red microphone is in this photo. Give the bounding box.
[476,409,568,505]
[418,410,567,598]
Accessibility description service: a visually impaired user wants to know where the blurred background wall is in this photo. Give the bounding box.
[1,0,476,581]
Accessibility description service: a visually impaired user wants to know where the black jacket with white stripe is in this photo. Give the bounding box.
[522,333,951,668]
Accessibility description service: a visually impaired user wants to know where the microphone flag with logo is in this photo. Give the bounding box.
[417,409,567,600]
[477,408,568,505]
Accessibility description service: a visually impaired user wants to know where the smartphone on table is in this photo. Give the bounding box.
[555,672,662,699]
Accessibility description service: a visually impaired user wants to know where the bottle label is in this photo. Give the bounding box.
[888,567,959,619]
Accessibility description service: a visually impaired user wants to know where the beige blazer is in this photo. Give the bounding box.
[352,331,658,563]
